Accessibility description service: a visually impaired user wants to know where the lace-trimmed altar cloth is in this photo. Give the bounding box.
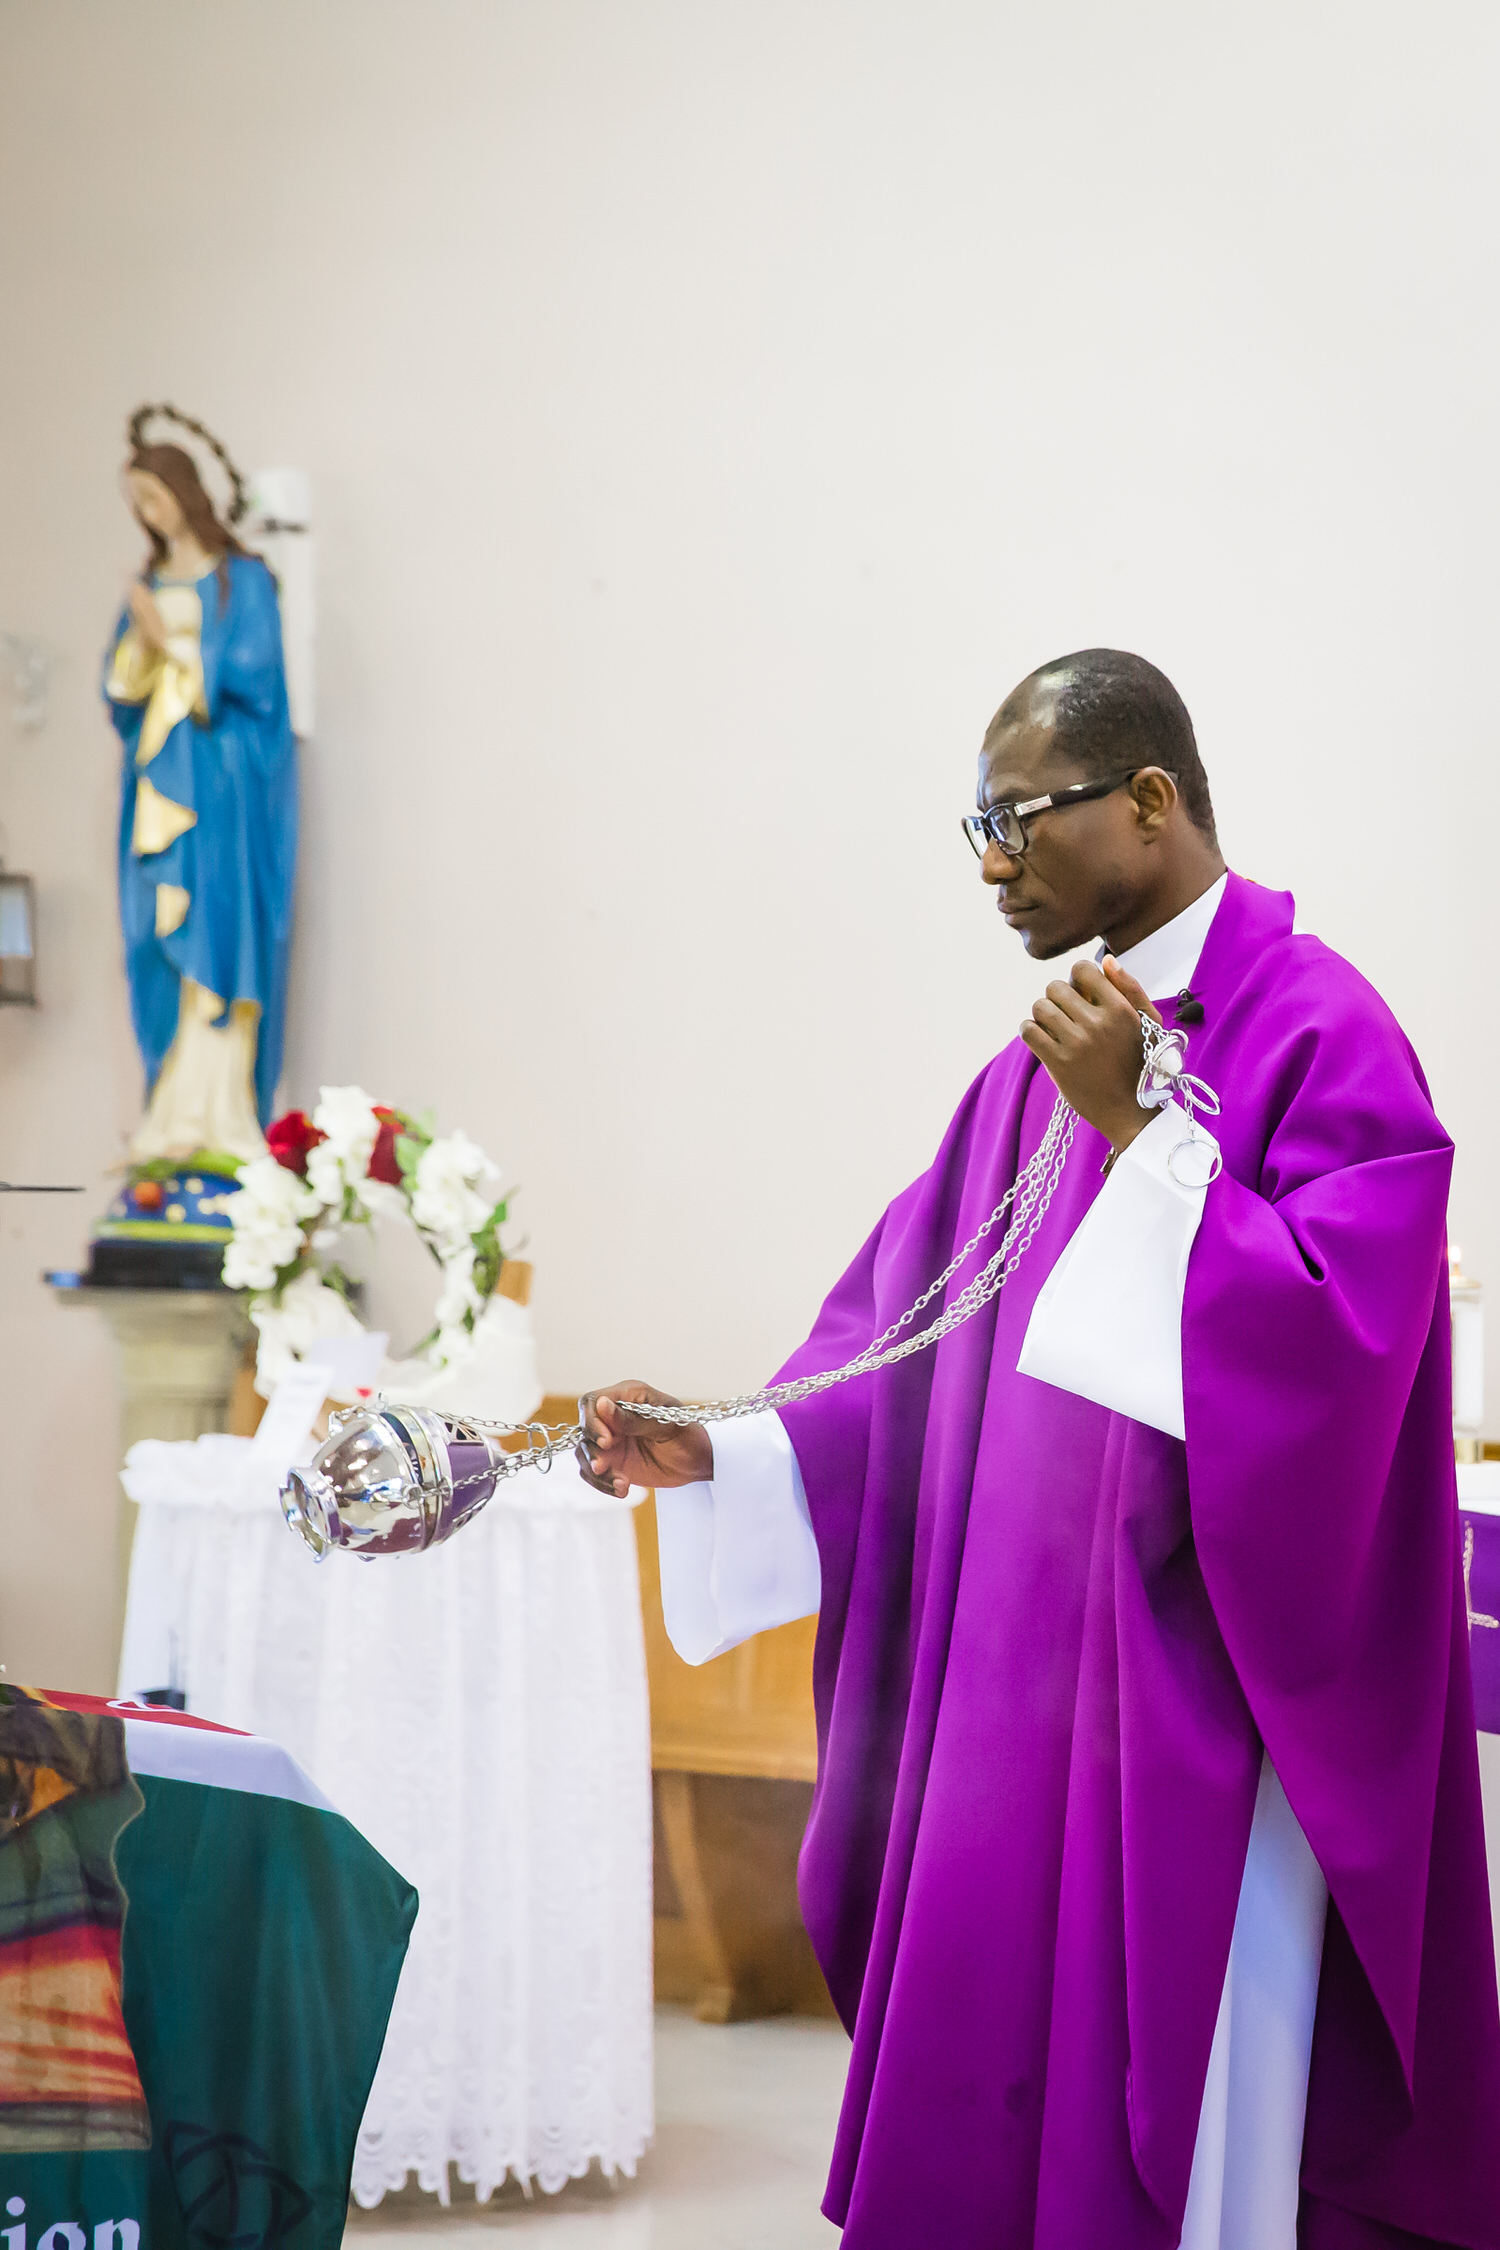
[118,1438,653,2206]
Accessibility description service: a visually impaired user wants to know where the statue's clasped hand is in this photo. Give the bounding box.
[126,580,169,652]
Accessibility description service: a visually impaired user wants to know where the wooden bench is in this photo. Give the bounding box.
[536,1394,833,2022]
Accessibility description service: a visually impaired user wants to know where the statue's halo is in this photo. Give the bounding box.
[126,401,249,527]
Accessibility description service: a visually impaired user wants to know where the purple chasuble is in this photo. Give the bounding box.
[777,872,1500,2249]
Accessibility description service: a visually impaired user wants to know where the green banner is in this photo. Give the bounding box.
[0,1693,416,2250]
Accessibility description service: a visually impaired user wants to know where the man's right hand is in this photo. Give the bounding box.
[575,1382,713,1498]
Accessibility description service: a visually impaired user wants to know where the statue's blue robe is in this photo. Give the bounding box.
[106,556,298,1125]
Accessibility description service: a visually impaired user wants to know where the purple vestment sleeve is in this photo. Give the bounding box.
[774,872,1500,2250]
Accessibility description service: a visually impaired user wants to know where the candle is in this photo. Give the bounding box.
[1450,1246,1485,1438]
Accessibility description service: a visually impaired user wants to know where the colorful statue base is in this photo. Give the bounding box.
[80,1166,239,1291]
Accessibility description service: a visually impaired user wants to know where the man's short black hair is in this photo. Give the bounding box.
[989,648,1217,841]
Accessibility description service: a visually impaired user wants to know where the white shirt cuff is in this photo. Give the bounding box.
[1015,1100,1218,1440]
[655,1412,821,1666]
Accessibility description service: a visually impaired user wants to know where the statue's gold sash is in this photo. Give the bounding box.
[106,582,206,938]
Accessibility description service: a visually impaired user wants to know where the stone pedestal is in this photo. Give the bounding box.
[53,1286,251,1677]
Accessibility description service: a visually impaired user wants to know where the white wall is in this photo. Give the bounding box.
[1,0,1496,1687]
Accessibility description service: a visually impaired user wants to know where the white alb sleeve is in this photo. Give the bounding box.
[1015,1100,1218,1440]
[655,1411,821,1666]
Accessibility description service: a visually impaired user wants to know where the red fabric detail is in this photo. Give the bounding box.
[42,1690,250,1737]
[0,1906,146,2112]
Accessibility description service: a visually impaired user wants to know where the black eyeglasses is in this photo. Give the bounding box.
[961,771,1138,862]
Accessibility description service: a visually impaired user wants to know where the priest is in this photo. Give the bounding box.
[580,649,1500,2249]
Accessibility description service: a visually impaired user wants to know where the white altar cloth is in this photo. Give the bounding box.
[119,1433,654,2206]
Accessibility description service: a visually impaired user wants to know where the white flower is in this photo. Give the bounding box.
[250,1269,368,1397]
[433,1243,482,1331]
[304,1143,344,1209]
[313,1083,380,1160]
[223,1157,319,1292]
[222,1233,283,1294]
[307,1085,379,1207]
[432,1327,472,1368]
[232,1154,320,1225]
[411,1132,501,1254]
[355,1176,408,1223]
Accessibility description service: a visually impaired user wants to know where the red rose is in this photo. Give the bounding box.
[367,1105,405,1187]
[266,1109,327,1176]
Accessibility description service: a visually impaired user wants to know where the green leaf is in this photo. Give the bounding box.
[467,1196,511,1305]
[266,1251,311,1304]
[190,1147,250,1179]
[128,1149,245,1186]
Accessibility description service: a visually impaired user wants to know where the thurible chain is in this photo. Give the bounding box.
[438,1092,1077,1489]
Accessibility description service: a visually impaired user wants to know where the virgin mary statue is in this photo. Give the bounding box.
[104,423,297,1165]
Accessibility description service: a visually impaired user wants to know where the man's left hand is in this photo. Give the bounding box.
[1020,957,1163,1151]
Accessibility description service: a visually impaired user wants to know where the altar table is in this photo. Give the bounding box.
[1457,1462,1500,1958]
[117,1436,654,2206]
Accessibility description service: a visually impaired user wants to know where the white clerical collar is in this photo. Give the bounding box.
[1103,871,1228,1000]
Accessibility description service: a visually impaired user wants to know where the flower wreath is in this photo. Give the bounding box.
[223,1086,509,1390]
